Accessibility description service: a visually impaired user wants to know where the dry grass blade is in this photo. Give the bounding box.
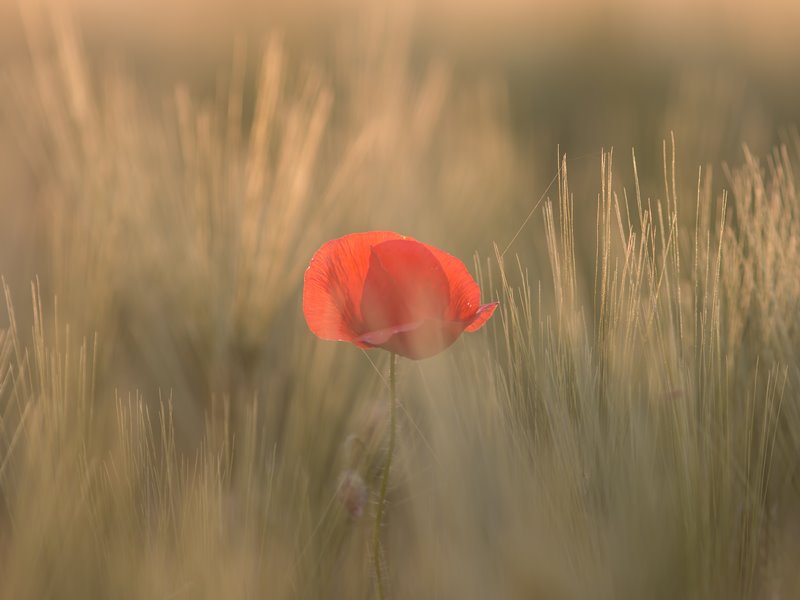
[0,8,800,600]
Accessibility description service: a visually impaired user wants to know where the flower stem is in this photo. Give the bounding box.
[373,352,397,600]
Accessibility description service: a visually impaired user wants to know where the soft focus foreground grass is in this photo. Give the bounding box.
[1,10,800,600]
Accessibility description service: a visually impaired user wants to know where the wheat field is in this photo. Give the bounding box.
[1,3,800,599]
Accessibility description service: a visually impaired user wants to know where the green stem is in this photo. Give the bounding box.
[373,352,397,600]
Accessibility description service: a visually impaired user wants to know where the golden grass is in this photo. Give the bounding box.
[1,8,800,600]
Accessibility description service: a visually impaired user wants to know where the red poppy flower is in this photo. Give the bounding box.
[303,231,498,359]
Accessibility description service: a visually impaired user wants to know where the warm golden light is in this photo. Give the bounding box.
[1,1,799,598]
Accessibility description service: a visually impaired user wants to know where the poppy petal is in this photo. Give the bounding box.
[303,231,404,343]
[360,239,450,333]
[464,301,499,332]
[359,318,467,360]
[421,244,490,324]
[355,320,424,346]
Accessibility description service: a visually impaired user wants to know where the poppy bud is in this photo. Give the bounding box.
[337,469,369,520]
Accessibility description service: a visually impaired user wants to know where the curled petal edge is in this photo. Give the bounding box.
[464,302,499,332]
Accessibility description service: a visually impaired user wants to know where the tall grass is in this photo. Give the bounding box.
[1,9,800,600]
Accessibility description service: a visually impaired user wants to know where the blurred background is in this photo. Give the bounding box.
[1,1,800,598]
[2,0,800,299]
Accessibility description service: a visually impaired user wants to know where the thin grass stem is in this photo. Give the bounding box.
[373,352,397,600]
